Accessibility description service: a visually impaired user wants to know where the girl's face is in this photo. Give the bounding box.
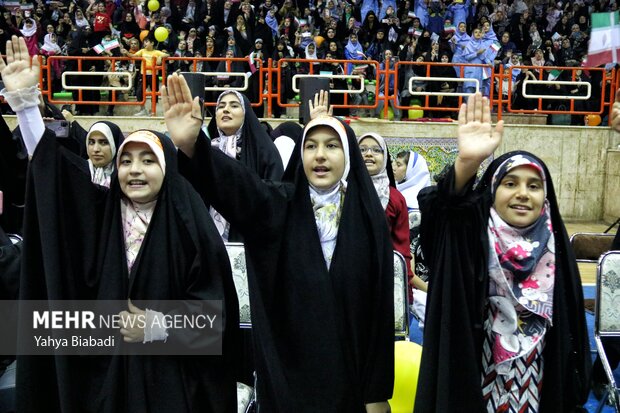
[534,50,543,59]
[237,15,244,25]
[97,3,105,12]
[216,93,244,135]
[441,54,449,63]
[125,13,133,21]
[392,156,407,183]
[308,44,315,54]
[130,38,139,48]
[473,28,482,39]
[47,24,54,33]
[178,41,187,49]
[458,22,466,33]
[118,142,164,203]
[303,126,345,190]
[206,37,214,47]
[329,41,337,51]
[493,165,544,228]
[359,137,384,176]
[87,132,114,167]
[327,28,335,38]
[227,37,235,45]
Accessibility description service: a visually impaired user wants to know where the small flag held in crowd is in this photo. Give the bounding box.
[490,41,501,52]
[548,69,563,81]
[93,44,105,54]
[103,39,120,51]
[407,11,416,18]
[413,29,422,38]
[587,11,620,67]
[444,24,456,34]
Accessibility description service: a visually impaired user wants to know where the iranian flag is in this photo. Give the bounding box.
[587,11,620,67]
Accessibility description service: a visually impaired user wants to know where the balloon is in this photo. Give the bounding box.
[139,30,150,42]
[585,114,601,126]
[314,35,325,47]
[389,341,422,413]
[154,26,169,42]
[408,105,424,119]
[378,106,394,120]
[147,0,160,11]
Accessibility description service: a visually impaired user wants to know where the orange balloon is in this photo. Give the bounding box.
[314,35,325,47]
[140,30,150,42]
[585,114,602,126]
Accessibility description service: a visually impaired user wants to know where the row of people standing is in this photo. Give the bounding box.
[0,34,436,412]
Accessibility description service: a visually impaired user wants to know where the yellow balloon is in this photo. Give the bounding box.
[147,0,160,11]
[154,26,169,42]
[378,106,394,120]
[389,341,422,413]
[408,105,424,119]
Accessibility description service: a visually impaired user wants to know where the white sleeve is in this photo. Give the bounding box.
[0,86,45,157]
[143,309,169,343]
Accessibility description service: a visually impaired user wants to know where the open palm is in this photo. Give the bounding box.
[0,36,40,91]
[457,93,503,163]
[162,73,203,152]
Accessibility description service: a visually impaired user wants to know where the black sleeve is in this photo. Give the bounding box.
[22,129,107,298]
[415,165,490,412]
[177,132,292,240]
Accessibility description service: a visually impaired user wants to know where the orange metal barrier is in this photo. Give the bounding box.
[28,54,620,124]
[392,61,492,118]
[42,55,153,110]
[500,64,608,117]
[273,57,381,116]
[160,56,265,108]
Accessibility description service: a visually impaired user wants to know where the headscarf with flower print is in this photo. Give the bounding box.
[486,153,555,368]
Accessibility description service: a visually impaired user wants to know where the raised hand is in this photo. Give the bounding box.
[308,89,333,120]
[611,89,620,134]
[457,92,503,164]
[454,92,504,191]
[161,73,203,157]
[0,35,40,91]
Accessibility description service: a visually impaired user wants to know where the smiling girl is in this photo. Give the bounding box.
[415,93,590,413]
[0,36,239,413]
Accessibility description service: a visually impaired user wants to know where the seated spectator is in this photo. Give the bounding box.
[118,11,141,48]
[170,39,193,73]
[215,48,247,89]
[375,49,400,120]
[344,32,366,73]
[556,37,578,66]
[40,33,64,93]
[428,52,458,118]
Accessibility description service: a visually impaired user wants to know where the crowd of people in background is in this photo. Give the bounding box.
[0,0,616,120]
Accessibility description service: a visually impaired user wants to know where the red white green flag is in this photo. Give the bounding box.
[587,11,620,67]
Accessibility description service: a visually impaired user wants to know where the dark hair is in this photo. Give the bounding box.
[396,151,410,163]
